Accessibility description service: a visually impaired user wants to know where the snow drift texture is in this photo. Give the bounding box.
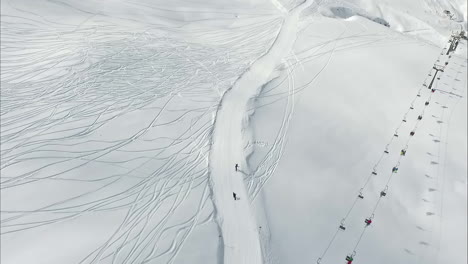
[1,0,467,264]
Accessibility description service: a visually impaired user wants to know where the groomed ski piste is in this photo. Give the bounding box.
[1,0,467,264]
[209,1,313,263]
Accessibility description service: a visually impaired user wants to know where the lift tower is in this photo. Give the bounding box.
[427,64,445,89]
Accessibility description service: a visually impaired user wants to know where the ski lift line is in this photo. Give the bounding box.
[393,87,431,139]
[317,227,341,263]
[366,36,458,261]
[317,195,362,261]
[352,160,408,254]
[353,124,409,202]
[364,152,387,185]
[343,195,361,221]
[316,139,390,262]
[344,139,414,258]
[353,101,427,198]
[316,37,452,263]
[352,223,369,253]
[349,102,431,256]
[370,195,385,216]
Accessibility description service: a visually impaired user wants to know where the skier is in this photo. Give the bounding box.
[425,101,430,106]
[233,192,237,200]
[365,218,372,226]
[346,255,354,264]
[418,115,423,120]
[401,149,407,156]
[392,167,398,173]
[410,131,415,136]
[235,164,239,172]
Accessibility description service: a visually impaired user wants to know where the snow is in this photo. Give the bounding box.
[209,2,313,263]
[1,0,467,264]
[249,15,467,263]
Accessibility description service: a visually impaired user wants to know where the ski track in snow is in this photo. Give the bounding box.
[2,0,466,263]
[208,1,313,263]
[0,3,283,263]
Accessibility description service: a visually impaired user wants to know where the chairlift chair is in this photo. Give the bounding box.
[339,219,346,230]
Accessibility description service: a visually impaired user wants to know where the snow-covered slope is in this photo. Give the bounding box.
[249,15,467,264]
[1,0,466,264]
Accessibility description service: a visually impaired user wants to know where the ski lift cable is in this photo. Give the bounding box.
[316,41,451,264]
[349,100,432,256]
[352,225,369,253]
[317,227,341,262]
[317,117,407,261]
[330,103,427,261]
[328,78,436,260]
[317,196,360,261]
[354,38,457,262]
[351,157,409,254]
[316,105,408,262]
[340,102,427,218]
[362,152,387,189]
[320,79,434,262]
[343,195,361,221]
[360,54,458,260]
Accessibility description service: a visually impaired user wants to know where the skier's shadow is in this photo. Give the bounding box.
[236,170,250,178]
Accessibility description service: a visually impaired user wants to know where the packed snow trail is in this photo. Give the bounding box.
[209,1,313,263]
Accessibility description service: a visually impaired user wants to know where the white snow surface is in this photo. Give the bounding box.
[1,0,467,264]
[209,1,312,263]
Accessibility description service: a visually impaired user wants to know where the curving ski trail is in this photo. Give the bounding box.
[208,1,314,264]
